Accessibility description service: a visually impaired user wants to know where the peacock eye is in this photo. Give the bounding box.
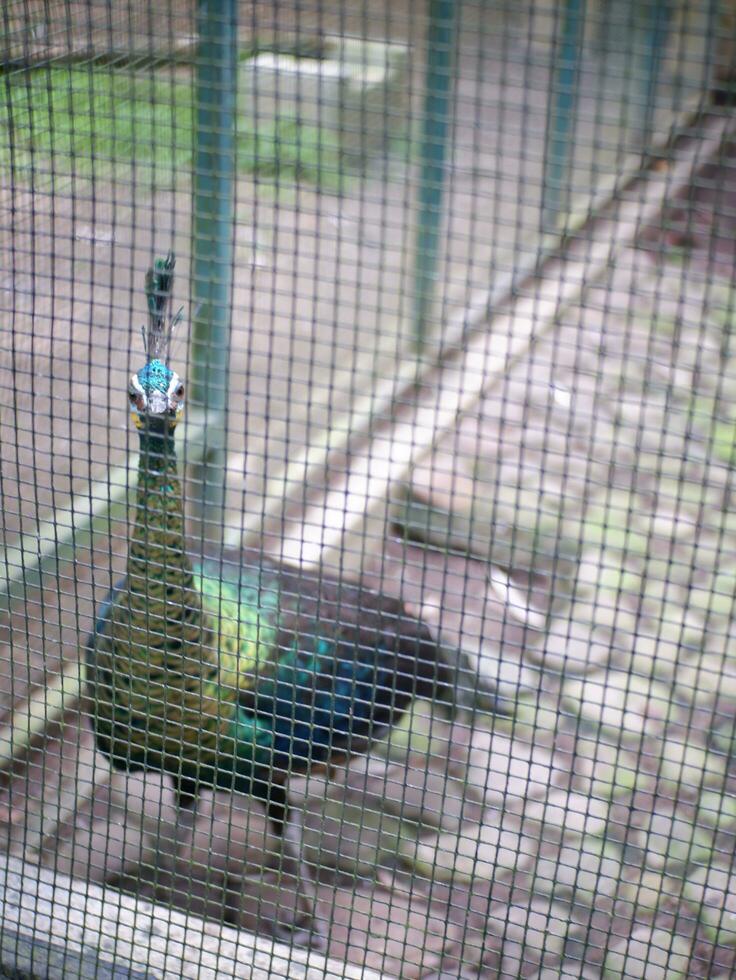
[128,390,137,405]
[174,384,184,399]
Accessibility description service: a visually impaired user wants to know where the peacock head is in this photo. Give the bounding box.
[129,359,185,430]
[130,252,184,431]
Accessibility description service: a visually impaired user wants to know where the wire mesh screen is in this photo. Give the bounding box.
[1,0,736,976]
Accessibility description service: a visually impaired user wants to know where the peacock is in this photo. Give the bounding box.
[86,254,496,948]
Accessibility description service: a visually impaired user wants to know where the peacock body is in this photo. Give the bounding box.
[88,406,450,807]
[86,255,487,945]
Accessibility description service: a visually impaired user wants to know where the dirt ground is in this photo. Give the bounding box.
[0,135,735,976]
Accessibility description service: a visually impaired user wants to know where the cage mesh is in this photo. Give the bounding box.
[1,0,736,977]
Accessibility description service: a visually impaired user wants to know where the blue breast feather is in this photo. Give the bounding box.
[262,637,397,771]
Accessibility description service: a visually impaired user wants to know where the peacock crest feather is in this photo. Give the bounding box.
[141,251,182,362]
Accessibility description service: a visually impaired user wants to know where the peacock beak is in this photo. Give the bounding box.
[145,389,170,415]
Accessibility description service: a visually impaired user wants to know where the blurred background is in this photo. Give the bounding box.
[2,1,736,976]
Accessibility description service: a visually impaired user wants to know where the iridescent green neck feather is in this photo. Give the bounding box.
[101,414,236,784]
[127,418,198,636]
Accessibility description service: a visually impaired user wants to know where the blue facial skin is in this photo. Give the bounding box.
[130,359,183,436]
[136,359,174,395]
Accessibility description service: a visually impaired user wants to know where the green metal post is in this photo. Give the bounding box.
[190,0,238,543]
[413,0,459,352]
[541,0,584,231]
[639,0,671,147]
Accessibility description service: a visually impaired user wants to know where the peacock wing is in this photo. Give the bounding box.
[247,566,424,780]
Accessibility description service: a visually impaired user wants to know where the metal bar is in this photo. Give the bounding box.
[190,0,238,544]
[639,0,672,147]
[541,0,585,231]
[412,0,459,351]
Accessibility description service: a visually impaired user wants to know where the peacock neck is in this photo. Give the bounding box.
[122,417,208,659]
[130,421,189,591]
[104,413,234,778]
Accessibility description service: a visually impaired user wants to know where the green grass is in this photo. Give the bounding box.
[0,65,349,191]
